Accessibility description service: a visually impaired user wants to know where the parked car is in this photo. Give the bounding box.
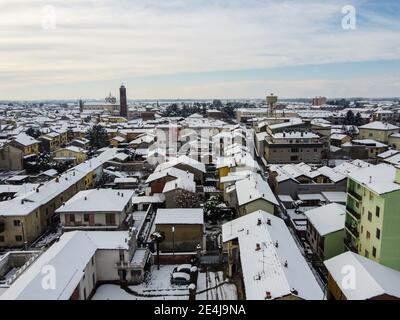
[170,272,190,285]
[172,264,192,274]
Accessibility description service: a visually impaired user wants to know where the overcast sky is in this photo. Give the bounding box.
[1,0,399,100]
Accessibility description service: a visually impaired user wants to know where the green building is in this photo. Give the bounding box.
[305,203,346,261]
[345,163,400,271]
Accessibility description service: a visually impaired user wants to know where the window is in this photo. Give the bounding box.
[368,211,372,222]
[375,206,380,217]
[0,236,4,242]
[13,220,21,226]
[372,247,377,258]
[366,231,370,239]
[92,273,96,287]
[369,192,374,201]
[91,257,94,265]
[376,228,381,240]
[15,235,23,242]
[84,214,90,222]
[131,270,142,278]
[290,155,299,161]
[70,214,75,223]
[106,214,115,225]
[291,148,299,153]
[365,250,369,258]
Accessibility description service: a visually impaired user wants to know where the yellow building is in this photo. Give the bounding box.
[358,121,399,143]
[54,146,88,164]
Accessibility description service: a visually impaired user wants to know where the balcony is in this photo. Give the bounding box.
[346,206,360,220]
[345,222,359,238]
[348,190,362,202]
[344,237,358,253]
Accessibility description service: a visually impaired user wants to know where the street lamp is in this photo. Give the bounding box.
[172,226,175,262]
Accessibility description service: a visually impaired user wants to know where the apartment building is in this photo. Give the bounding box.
[345,163,400,271]
[264,131,328,164]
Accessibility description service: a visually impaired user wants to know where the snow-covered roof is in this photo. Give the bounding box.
[222,210,323,300]
[56,188,134,213]
[324,252,400,300]
[154,155,206,173]
[0,149,118,217]
[0,231,130,300]
[12,133,40,146]
[131,194,165,204]
[155,208,204,225]
[348,163,400,195]
[305,203,345,236]
[359,121,399,131]
[377,149,400,159]
[321,191,347,204]
[235,174,278,207]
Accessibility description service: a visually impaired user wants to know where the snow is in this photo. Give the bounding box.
[235,173,278,207]
[196,271,237,300]
[304,203,345,236]
[93,265,189,300]
[12,133,40,146]
[359,121,399,130]
[348,163,400,195]
[131,194,165,204]
[56,188,134,213]
[155,208,204,225]
[324,252,400,300]
[154,155,206,173]
[321,191,347,204]
[222,210,323,300]
[377,149,400,159]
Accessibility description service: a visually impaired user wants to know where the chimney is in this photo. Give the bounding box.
[84,196,87,201]
[55,177,59,183]
[275,240,279,248]
[257,218,262,226]
[255,243,261,251]
[284,260,288,268]
[265,291,272,300]
[369,176,372,183]
[267,219,271,225]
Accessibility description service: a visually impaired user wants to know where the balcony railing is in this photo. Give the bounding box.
[348,190,362,202]
[345,222,359,238]
[344,237,358,253]
[346,206,361,220]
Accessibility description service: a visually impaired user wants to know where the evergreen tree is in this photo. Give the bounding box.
[87,125,109,150]
[345,110,355,125]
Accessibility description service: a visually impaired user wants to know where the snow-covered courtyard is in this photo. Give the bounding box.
[92,265,237,300]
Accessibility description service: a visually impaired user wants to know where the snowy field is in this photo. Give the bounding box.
[92,265,237,300]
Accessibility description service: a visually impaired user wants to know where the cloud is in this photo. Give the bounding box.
[0,0,399,99]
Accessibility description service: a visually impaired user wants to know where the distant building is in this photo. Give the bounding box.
[264,131,328,164]
[312,96,327,106]
[119,85,127,118]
